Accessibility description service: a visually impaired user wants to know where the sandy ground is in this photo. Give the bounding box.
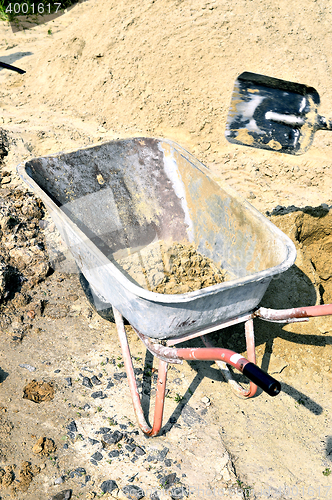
[0,1,331,499]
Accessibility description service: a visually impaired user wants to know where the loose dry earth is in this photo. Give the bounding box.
[0,1,331,499]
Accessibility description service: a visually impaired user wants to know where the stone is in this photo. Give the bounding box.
[66,421,77,433]
[125,443,136,452]
[102,430,123,444]
[82,377,93,388]
[150,493,161,500]
[91,391,106,399]
[100,479,118,493]
[180,405,205,426]
[91,451,103,461]
[170,486,189,499]
[97,427,111,434]
[122,484,145,500]
[69,467,86,478]
[91,375,101,385]
[106,380,114,389]
[108,450,120,458]
[113,372,127,380]
[160,473,177,489]
[88,438,99,446]
[19,363,36,372]
[48,491,72,500]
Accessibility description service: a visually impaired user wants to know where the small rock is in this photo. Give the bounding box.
[66,421,77,433]
[65,377,72,387]
[181,405,205,426]
[108,450,120,458]
[164,459,172,467]
[88,438,99,445]
[54,369,61,374]
[170,485,189,499]
[69,467,86,478]
[48,490,72,500]
[160,473,177,489]
[125,443,136,453]
[122,484,145,500]
[135,446,146,456]
[97,427,111,434]
[82,377,93,388]
[54,476,65,485]
[83,403,91,410]
[100,479,118,494]
[19,363,36,372]
[91,375,101,385]
[113,372,127,380]
[91,451,103,461]
[150,493,161,500]
[106,380,114,389]
[102,430,123,444]
[91,391,106,399]
[201,396,210,406]
[159,447,169,460]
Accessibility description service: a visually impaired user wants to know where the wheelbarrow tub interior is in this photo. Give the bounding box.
[18,138,296,339]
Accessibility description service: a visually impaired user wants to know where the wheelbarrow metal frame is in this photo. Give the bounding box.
[113,302,332,437]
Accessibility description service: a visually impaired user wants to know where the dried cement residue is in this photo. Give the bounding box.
[117,240,227,294]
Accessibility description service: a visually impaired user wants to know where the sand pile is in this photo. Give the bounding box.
[118,241,227,294]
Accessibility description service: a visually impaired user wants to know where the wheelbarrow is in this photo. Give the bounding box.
[17,138,332,436]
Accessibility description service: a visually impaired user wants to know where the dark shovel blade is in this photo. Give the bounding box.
[225,72,320,155]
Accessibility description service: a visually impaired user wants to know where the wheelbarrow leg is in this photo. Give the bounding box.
[113,307,168,437]
[201,318,257,399]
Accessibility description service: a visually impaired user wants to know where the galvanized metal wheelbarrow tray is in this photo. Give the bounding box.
[17,138,332,436]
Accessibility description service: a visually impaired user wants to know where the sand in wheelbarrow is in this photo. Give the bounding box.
[118,241,228,294]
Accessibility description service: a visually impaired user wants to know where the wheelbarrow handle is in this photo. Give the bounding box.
[0,61,26,74]
[242,362,281,397]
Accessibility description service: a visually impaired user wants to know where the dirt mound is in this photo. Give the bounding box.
[23,380,55,403]
[269,206,332,305]
[0,462,40,493]
[32,436,56,455]
[0,186,50,307]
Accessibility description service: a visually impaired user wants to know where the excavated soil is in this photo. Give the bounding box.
[0,1,332,499]
[119,241,227,294]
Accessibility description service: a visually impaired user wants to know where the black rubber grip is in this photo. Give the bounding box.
[0,62,26,74]
[242,362,281,397]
